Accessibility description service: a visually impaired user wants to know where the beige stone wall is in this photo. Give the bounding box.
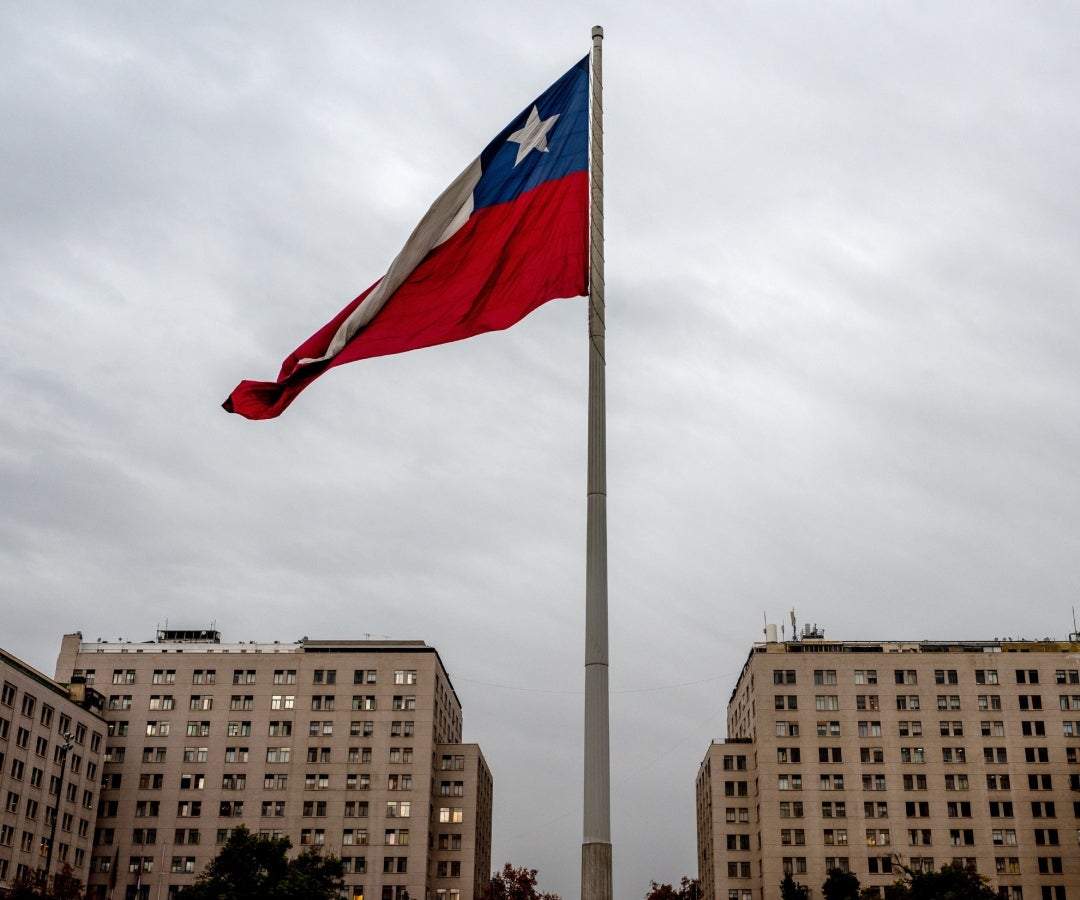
[55,635,491,900]
[699,638,1080,900]
[0,645,106,891]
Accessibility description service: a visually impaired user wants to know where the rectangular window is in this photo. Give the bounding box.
[944,774,970,791]
[859,747,883,764]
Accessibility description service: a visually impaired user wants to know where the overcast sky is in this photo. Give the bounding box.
[3,2,1080,897]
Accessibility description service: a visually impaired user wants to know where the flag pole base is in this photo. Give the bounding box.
[581,841,612,900]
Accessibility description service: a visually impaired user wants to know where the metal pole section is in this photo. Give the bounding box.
[581,24,611,900]
[44,732,74,885]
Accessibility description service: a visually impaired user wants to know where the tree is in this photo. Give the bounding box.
[887,860,997,900]
[822,868,861,900]
[487,863,562,900]
[644,877,699,900]
[177,826,344,900]
[780,873,810,900]
[6,864,84,900]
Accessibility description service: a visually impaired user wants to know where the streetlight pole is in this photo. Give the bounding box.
[44,731,74,886]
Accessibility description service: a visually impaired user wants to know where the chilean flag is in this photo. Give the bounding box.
[224,57,590,420]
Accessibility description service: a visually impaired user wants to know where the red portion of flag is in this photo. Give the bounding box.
[224,171,588,420]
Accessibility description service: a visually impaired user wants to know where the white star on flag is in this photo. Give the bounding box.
[507,105,560,166]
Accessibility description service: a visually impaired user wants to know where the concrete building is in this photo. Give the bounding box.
[696,629,1080,900]
[0,646,106,891]
[54,630,492,900]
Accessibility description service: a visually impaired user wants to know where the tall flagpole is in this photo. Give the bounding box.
[582,24,611,900]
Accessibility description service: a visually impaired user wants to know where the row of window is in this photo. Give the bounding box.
[105,738,466,773]
[727,855,1068,884]
[112,718,415,740]
[99,773,429,815]
[5,785,94,816]
[100,824,441,849]
[774,718,1079,737]
[0,842,85,872]
[93,799,419,849]
[774,668,1080,686]
[777,766,1071,788]
[98,797,466,820]
[103,767,465,796]
[111,708,411,734]
[4,740,95,777]
[104,745,419,772]
[0,697,99,751]
[0,814,90,846]
[90,668,419,686]
[105,694,419,712]
[774,743,1080,764]
[725,826,1070,849]
[88,850,459,879]
[776,693,1065,712]
[766,796,1080,823]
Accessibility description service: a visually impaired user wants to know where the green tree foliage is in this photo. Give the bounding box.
[780,873,810,900]
[822,868,861,900]
[888,860,997,900]
[644,876,700,900]
[487,863,562,900]
[177,826,344,900]
[5,864,84,900]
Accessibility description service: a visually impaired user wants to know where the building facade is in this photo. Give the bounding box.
[696,632,1080,900]
[54,630,492,900]
[0,646,106,891]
